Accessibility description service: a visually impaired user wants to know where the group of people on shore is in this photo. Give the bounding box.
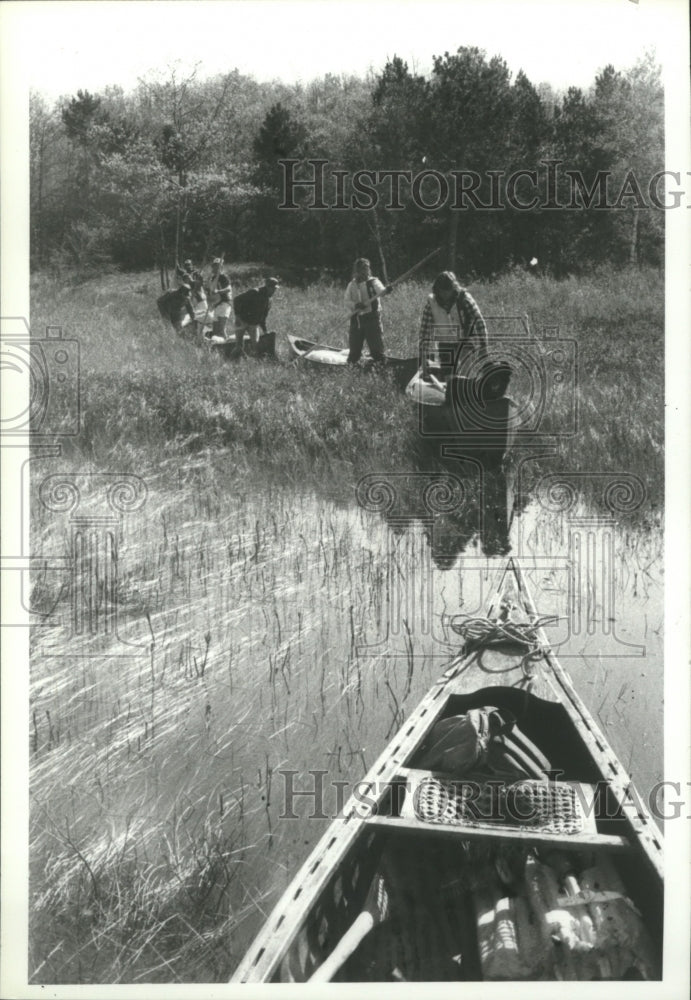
[158,252,489,372]
[157,257,279,357]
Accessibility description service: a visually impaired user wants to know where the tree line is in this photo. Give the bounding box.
[30,49,664,283]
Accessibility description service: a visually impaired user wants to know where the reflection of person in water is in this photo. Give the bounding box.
[366,461,531,570]
[480,468,514,558]
[428,511,475,570]
[378,466,514,569]
[418,468,511,570]
[429,467,513,566]
[431,459,536,566]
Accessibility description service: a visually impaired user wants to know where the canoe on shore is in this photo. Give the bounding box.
[205,330,277,360]
[231,557,663,983]
[287,335,419,388]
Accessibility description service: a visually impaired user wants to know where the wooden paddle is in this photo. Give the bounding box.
[308,873,389,983]
[423,371,446,393]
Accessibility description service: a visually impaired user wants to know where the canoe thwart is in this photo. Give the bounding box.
[365,814,632,853]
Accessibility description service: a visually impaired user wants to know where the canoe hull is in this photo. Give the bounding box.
[208,330,277,360]
[231,559,663,984]
[287,335,418,389]
[406,371,518,463]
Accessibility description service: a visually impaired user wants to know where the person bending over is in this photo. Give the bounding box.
[157,283,195,333]
[232,276,280,356]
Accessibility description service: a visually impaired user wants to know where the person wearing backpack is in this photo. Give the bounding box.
[344,258,392,364]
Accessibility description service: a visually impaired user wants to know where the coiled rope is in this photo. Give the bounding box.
[445,609,560,680]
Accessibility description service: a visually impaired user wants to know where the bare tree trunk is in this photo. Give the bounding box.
[629,209,639,265]
[447,208,459,271]
[201,232,214,273]
[175,197,181,266]
[159,224,169,290]
[176,172,189,265]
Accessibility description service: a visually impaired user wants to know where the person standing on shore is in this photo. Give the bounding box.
[189,270,208,336]
[207,257,233,340]
[176,258,195,285]
[418,270,488,378]
[344,258,392,365]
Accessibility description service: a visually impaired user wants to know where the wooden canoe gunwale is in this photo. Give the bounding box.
[511,558,663,881]
[232,677,452,982]
[231,557,663,983]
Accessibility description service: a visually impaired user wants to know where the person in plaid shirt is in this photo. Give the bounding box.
[419,271,488,377]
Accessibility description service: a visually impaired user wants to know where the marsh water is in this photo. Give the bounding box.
[30,455,663,979]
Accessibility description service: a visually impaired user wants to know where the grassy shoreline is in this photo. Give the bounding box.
[31,263,664,517]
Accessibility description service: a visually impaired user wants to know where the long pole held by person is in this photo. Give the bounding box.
[360,246,442,308]
[321,247,443,344]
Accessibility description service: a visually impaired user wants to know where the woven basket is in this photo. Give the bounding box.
[412,777,588,835]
